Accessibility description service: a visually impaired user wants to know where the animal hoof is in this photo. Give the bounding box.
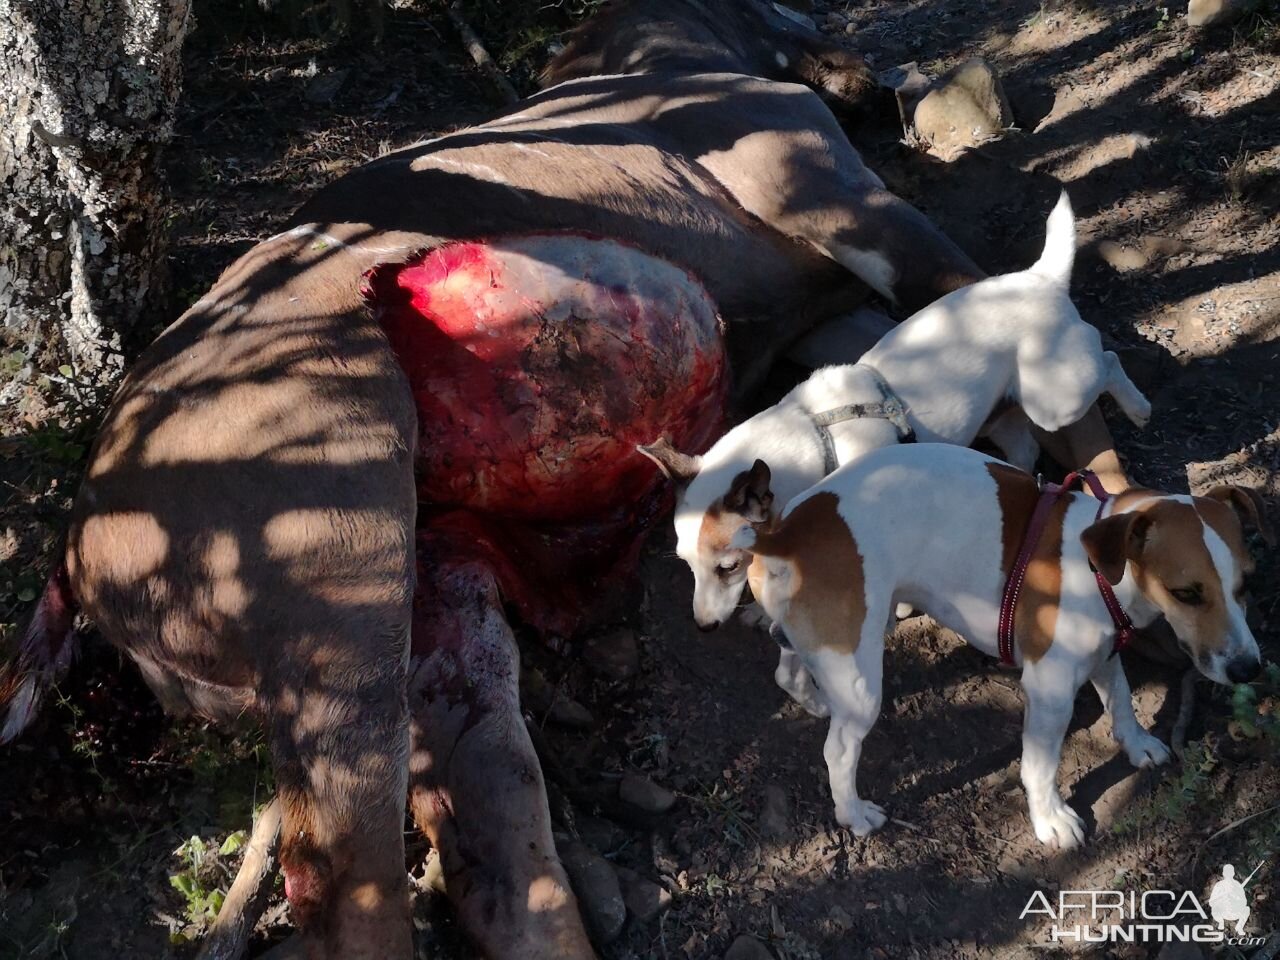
[1124,734,1171,769]
[1032,803,1085,849]
[836,799,887,836]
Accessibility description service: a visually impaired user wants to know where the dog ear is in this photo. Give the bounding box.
[1080,511,1152,585]
[725,459,773,523]
[636,438,702,486]
[1202,485,1275,546]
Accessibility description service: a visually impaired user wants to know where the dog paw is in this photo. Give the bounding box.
[836,799,887,837]
[1031,802,1085,850]
[739,603,772,630]
[1123,733,1171,769]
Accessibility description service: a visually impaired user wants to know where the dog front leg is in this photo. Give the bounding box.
[1089,654,1170,768]
[1019,667,1086,849]
[407,560,595,960]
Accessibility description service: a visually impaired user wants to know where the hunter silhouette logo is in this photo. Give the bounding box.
[1021,862,1269,946]
[1209,862,1263,935]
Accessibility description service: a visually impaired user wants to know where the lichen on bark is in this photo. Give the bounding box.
[0,0,192,387]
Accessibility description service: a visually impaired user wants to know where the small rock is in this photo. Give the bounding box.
[549,698,595,729]
[620,772,677,814]
[1156,943,1207,960]
[521,667,594,728]
[582,627,640,682]
[304,68,349,104]
[758,784,791,839]
[1097,240,1149,273]
[726,935,774,960]
[828,904,854,932]
[576,815,629,855]
[558,841,626,945]
[616,866,673,924]
[1188,0,1254,27]
[912,58,1012,160]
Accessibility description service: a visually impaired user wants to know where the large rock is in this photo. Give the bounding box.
[558,841,627,945]
[582,627,640,683]
[912,58,1012,160]
[616,865,674,923]
[1188,0,1255,27]
[725,935,774,960]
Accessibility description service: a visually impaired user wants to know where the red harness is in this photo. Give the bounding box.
[997,469,1136,667]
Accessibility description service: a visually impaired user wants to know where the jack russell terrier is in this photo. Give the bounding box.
[733,442,1271,848]
[639,193,1151,716]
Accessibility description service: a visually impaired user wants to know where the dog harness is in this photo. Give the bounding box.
[810,364,916,473]
[997,469,1136,667]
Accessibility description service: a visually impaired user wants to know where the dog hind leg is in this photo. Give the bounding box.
[1103,351,1152,427]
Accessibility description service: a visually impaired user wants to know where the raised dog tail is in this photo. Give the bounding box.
[1029,190,1075,289]
[0,559,79,744]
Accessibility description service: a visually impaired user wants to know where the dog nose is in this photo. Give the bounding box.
[697,620,720,633]
[1226,656,1261,684]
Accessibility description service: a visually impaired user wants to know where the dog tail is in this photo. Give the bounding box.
[1030,190,1075,289]
[730,526,759,552]
[0,559,79,744]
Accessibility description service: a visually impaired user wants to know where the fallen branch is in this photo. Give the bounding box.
[446,3,519,105]
[197,798,283,960]
[1171,668,1198,759]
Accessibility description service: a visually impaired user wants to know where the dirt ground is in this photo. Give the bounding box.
[2,0,1278,958]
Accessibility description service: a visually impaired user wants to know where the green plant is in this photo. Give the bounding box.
[1228,661,1280,743]
[168,831,246,925]
[1113,739,1219,835]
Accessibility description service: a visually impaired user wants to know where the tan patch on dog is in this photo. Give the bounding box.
[986,463,1065,663]
[1129,499,1230,655]
[699,501,743,555]
[751,492,865,654]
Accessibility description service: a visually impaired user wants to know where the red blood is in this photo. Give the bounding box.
[366,234,727,639]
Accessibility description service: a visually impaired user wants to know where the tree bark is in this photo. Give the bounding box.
[0,0,192,384]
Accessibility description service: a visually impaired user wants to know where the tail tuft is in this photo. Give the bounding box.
[1030,190,1075,288]
[729,526,758,552]
[0,562,78,744]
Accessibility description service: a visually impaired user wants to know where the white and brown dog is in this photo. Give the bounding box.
[733,442,1270,848]
[639,193,1150,715]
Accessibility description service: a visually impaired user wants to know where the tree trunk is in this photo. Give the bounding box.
[0,0,192,384]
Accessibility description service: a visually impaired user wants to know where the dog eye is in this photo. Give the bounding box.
[1170,586,1205,606]
[717,559,742,575]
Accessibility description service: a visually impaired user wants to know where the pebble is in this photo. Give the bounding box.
[758,784,791,839]
[620,772,677,813]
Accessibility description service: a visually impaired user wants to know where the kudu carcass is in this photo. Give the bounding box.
[0,0,1123,956]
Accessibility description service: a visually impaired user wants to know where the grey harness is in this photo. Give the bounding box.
[809,364,915,474]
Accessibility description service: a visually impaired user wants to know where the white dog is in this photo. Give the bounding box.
[640,193,1151,714]
[736,443,1269,847]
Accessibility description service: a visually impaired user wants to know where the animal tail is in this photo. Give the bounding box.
[1029,190,1075,289]
[730,524,788,558]
[0,559,78,744]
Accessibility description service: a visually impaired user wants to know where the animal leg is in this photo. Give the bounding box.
[811,620,887,836]
[980,406,1041,473]
[407,559,594,960]
[1030,405,1131,493]
[1088,654,1170,769]
[1104,351,1152,427]
[1019,663,1086,849]
[268,643,413,960]
[774,647,828,718]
